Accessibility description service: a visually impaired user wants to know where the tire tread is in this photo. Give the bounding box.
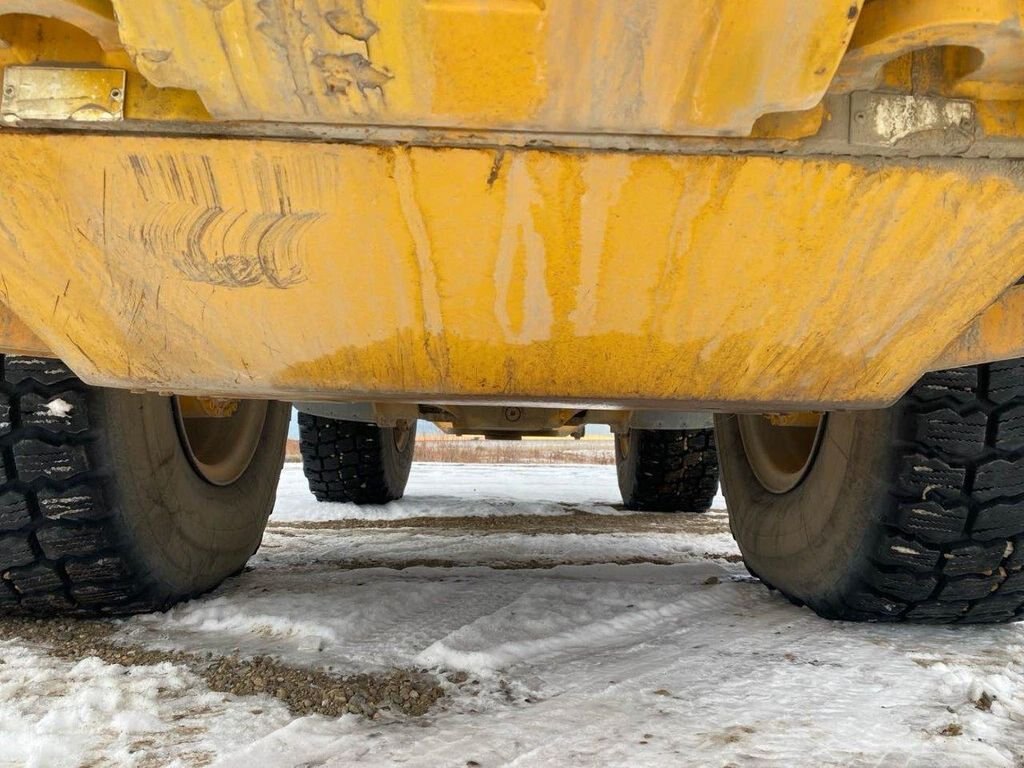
[0,355,286,616]
[298,414,412,504]
[618,429,719,512]
[834,362,1024,623]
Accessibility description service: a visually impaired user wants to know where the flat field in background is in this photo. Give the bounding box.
[287,435,615,465]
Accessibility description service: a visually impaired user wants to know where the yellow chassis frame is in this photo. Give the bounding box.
[2,1,1024,410]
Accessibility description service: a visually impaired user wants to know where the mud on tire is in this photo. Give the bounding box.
[298,414,416,505]
[615,428,720,512]
[0,356,289,616]
[716,360,1024,624]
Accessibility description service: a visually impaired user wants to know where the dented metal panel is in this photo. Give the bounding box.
[109,0,863,136]
[0,134,1023,408]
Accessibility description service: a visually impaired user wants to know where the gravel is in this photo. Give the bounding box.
[0,617,445,719]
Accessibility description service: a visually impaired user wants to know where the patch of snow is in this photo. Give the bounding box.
[39,494,93,520]
[125,527,739,671]
[272,463,726,522]
[42,398,73,418]
[0,643,291,767]
[891,545,922,556]
[1,463,1022,767]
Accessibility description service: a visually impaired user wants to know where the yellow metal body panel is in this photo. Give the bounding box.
[0,0,119,50]
[934,286,1024,371]
[0,305,49,357]
[4,1,1024,409]
[0,14,210,122]
[834,0,1024,100]
[109,0,862,136]
[1,134,1023,409]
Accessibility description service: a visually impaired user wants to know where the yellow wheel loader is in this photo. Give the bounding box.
[1,0,1023,622]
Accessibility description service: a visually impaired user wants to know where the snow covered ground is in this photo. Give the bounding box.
[1,463,1023,767]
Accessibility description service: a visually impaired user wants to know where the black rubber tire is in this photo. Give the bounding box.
[615,428,720,512]
[716,360,1024,624]
[0,356,290,616]
[298,414,416,504]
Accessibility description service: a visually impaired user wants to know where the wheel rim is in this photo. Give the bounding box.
[736,413,826,494]
[392,420,413,452]
[615,432,630,462]
[173,397,268,486]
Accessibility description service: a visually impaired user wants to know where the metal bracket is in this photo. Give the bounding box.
[849,91,975,154]
[1,66,125,125]
[621,411,715,432]
[295,401,418,427]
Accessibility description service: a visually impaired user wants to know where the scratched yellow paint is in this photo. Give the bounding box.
[0,134,1023,408]
[106,0,863,136]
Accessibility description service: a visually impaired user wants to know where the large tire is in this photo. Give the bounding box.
[615,428,719,512]
[298,414,416,504]
[0,356,290,616]
[716,360,1024,624]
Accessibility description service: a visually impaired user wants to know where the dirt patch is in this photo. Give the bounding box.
[270,510,731,536]
[265,510,741,571]
[0,618,444,719]
[975,691,997,711]
[282,552,745,572]
[306,555,685,571]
